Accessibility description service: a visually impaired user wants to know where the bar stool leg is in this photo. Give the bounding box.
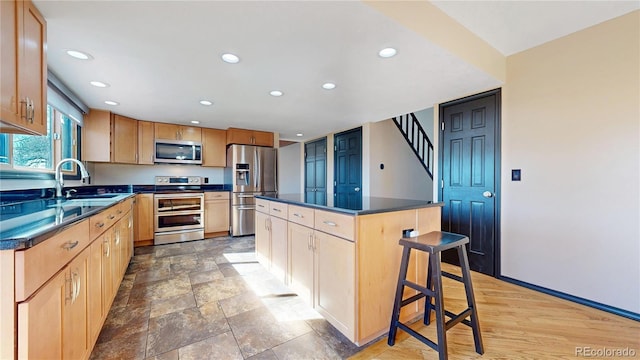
[424,253,433,325]
[457,245,484,354]
[388,246,412,346]
[431,252,448,360]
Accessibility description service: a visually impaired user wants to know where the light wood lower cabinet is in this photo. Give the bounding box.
[314,231,355,340]
[134,193,154,247]
[269,216,288,284]
[17,243,91,360]
[288,223,314,306]
[255,210,271,268]
[257,200,442,346]
[12,198,135,360]
[204,192,230,235]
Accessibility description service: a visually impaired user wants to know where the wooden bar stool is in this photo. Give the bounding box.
[387,231,484,360]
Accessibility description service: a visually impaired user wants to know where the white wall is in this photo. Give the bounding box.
[368,119,433,200]
[277,143,303,194]
[501,12,639,313]
[90,163,225,185]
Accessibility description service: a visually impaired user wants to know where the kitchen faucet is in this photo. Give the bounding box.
[55,158,90,198]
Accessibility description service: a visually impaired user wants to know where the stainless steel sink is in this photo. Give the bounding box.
[67,194,120,199]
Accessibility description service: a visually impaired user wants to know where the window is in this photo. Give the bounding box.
[0,104,80,175]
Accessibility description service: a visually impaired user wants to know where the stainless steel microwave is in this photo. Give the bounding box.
[154,139,203,165]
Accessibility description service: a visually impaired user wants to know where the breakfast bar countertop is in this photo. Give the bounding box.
[255,193,442,215]
[0,194,135,250]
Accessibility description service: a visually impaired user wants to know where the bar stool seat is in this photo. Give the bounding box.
[387,231,484,360]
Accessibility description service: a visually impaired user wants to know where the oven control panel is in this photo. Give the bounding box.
[155,176,205,185]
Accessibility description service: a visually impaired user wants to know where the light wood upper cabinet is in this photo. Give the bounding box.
[137,120,155,164]
[227,127,274,147]
[83,111,139,164]
[0,0,47,135]
[202,128,227,167]
[112,114,138,164]
[155,123,201,142]
[82,109,111,162]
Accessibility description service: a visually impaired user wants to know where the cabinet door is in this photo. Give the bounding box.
[202,128,227,167]
[226,128,253,145]
[87,240,104,346]
[179,125,201,142]
[112,114,138,164]
[205,200,230,233]
[269,216,288,284]
[288,223,314,306]
[314,231,355,341]
[252,130,274,147]
[134,194,154,245]
[101,231,114,314]
[154,123,179,140]
[82,109,111,162]
[137,120,155,164]
[0,0,19,126]
[64,249,89,360]
[255,211,271,268]
[19,0,47,135]
[17,269,65,359]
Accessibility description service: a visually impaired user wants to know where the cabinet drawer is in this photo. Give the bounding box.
[256,198,269,213]
[89,207,119,240]
[288,205,314,228]
[15,220,90,302]
[269,202,288,219]
[205,192,230,200]
[314,210,355,241]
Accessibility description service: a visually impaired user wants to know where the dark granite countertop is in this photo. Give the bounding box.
[255,194,442,215]
[0,194,135,250]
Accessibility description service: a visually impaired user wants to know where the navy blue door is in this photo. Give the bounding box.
[334,128,362,210]
[305,138,327,205]
[440,90,500,276]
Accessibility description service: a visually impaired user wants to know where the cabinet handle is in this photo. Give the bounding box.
[65,274,73,303]
[323,221,337,227]
[72,271,80,303]
[108,214,116,220]
[307,233,312,250]
[96,222,105,228]
[272,208,281,212]
[117,209,123,215]
[61,240,79,251]
[115,229,120,245]
[20,99,28,120]
[293,213,303,218]
[28,99,35,123]
[103,239,110,256]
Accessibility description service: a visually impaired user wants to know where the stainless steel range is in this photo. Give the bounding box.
[153,176,204,245]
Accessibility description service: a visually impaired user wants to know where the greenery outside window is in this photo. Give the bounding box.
[0,104,80,175]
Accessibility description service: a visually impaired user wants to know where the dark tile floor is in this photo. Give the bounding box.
[89,236,362,360]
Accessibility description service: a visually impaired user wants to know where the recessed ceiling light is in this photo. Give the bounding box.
[378,47,397,58]
[66,50,92,60]
[199,100,213,106]
[296,133,303,137]
[270,90,283,97]
[221,53,240,64]
[104,100,119,106]
[322,83,336,90]
[90,81,109,88]
[191,120,200,124]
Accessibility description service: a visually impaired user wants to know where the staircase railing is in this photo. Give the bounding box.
[392,113,434,179]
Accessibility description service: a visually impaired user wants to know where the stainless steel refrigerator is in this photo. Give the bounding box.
[225,145,277,236]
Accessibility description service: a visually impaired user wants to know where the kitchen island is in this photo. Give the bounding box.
[255,194,443,345]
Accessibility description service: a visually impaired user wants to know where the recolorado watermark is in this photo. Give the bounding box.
[576,346,637,358]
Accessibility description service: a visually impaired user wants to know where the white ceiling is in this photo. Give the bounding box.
[33,1,638,141]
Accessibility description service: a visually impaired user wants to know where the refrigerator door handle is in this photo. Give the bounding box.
[255,148,261,190]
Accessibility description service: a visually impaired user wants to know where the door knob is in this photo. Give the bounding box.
[354,187,360,192]
[482,191,493,198]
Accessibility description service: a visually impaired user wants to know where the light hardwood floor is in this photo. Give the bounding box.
[350,263,640,359]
